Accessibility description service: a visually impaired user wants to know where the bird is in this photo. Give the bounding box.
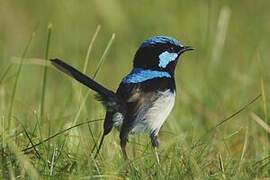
[50,35,193,161]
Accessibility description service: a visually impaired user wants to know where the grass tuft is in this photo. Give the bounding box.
[7,31,36,129]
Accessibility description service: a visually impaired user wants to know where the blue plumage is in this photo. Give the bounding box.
[122,68,171,84]
[140,36,183,48]
[158,51,178,68]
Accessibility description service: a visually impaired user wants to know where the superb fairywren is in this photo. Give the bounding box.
[51,36,193,160]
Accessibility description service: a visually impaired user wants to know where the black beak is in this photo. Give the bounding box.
[179,46,194,54]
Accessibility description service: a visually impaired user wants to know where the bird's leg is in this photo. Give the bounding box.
[120,138,128,160]
[120,129,129,161]
[150,133,160,148]
[150,133,160,165]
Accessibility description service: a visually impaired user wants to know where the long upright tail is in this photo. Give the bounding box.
[50,58,122,112]
[51,58,123,158]
[51,58,115,97]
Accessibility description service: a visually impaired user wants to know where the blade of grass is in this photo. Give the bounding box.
[52,33,115,163]
[40,23,53,121]
[25,111,40,148]
[211,6,231,65]
[1,116,7,178]
[192,94,261,149]
[240,126,248,161]
[11,57,47,66]
[208,94,261,131]
[7,164,15,180]
[257,52,268,124]
[71,33,116,126]
[0,65,12,86]
[40,24,53,173]
[74,25,101,134]
[250,112,270,134]
[76,25,101,103]
[84,33,115,155]
[88,123,98,154]
[75,25,101,105]
[238,126,248,171]
[7,31,36,129]
[83,25,101,74]
[21,124,41,159]
[6,138,40,179]
[22,118,102,152]
[260,78,268,124]
[92,33,115,79]
[49,147,57,176]
[256,51,269,158]
[218,153,225,178]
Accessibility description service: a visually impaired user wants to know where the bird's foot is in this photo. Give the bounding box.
[150,134,161,164]
[150,134,160,148]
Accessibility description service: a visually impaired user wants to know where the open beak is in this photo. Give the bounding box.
[179,45,194,54]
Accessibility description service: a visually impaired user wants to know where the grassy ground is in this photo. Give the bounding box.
[1,0,270,179]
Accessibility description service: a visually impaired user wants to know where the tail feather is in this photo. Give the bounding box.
[50,58,122,111]
[51,58,122,156]
[51,58,114,97]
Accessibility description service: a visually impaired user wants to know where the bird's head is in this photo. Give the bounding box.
[133,36,193,75]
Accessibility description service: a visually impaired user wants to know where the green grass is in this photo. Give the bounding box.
[1,0,270,179]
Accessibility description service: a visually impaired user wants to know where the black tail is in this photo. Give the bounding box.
[50,58,122,112]
[51,58,124,158]
[51,58,115,97]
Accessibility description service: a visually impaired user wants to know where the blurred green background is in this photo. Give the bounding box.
[0,0,269,178]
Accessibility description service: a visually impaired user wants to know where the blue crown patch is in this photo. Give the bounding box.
[140,36,183,48]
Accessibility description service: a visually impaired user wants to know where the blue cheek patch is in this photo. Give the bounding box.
[122,68,171,84]
[158,51,178,68]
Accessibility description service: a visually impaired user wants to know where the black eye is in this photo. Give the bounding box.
[169,46,174,52]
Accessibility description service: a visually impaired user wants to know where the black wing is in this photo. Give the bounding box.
[116,77,175,128]
[95,76,175,158]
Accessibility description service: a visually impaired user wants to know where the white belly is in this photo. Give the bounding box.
[131,89,176,135]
